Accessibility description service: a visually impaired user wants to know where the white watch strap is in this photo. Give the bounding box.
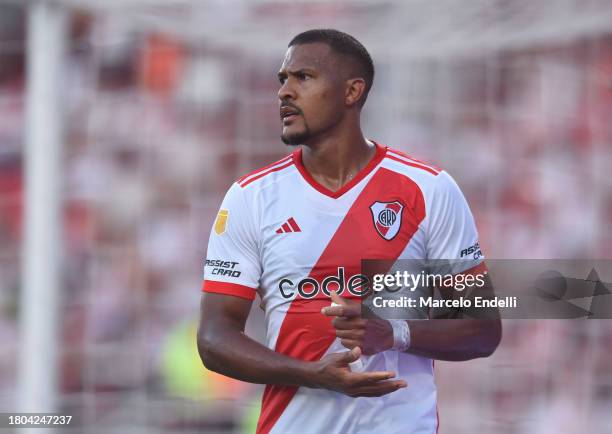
[389,320,411,351]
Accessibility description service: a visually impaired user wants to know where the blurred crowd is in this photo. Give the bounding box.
[0,3,611,434]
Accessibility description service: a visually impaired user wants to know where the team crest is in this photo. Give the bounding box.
[214,209,229,235]
[370,201,404,240]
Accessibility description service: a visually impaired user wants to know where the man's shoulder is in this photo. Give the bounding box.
[378,146,467,204]
[234,151,297,190]
[382,146,443,178]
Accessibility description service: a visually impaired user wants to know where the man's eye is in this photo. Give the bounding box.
[278,76,286,84]
[297,73,309,80]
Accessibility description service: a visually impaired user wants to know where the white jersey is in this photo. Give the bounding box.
[202,142,484,434]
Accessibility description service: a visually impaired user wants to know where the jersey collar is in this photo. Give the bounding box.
[291,140,387,199]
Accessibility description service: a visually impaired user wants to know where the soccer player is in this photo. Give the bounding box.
[197,29,501,434]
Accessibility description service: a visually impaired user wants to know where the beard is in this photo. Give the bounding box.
[281,128,311,145]
[281,117,312,146]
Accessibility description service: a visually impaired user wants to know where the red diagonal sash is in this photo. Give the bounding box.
[257,168,426,433]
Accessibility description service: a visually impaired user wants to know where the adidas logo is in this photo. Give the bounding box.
[275,217,302,234]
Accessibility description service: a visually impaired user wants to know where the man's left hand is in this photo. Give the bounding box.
[321,291,394,355]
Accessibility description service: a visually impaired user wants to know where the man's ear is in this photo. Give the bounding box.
[345,78,366,107]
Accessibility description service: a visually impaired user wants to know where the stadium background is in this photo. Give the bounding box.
[1,0,611,433]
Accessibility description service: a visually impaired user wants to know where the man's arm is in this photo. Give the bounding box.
[402,318,501,361]
[197,292,407,397]
[405,278,502,361]
[326,167,501,361]
[323,291,501,361]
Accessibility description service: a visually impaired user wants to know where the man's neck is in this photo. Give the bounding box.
[300,128,376,193]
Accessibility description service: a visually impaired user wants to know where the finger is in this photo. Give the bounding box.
[320,291,346,316]
[324,306,360,318]
[348,370,397,386]
[340,338,360,350]
[353,380,407,395]
[330,290,347,306]
[340,346,362,364]
[332,317,362,330]
[338,304,361,318]
[322,292,362,317]
[349,380,407,397]
[332,291,361,308]
[335,329,362,340]
[321,305,345,317]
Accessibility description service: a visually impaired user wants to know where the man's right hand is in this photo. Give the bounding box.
[308,347,407,397]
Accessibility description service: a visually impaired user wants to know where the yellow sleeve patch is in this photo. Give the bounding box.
[214,209,229,235]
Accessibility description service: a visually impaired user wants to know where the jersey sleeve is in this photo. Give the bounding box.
[202,182,261,300]
[425,171,485,275]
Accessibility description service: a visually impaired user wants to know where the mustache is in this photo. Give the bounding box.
[279,101,303,115]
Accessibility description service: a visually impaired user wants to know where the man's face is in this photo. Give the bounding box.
[277,43,347,145]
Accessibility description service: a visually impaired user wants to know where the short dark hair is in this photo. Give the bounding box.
[288,29,374,106]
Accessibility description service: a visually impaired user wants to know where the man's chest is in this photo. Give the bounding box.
[256,192,427,296]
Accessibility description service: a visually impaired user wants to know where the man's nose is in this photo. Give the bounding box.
[278,79,296,101]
